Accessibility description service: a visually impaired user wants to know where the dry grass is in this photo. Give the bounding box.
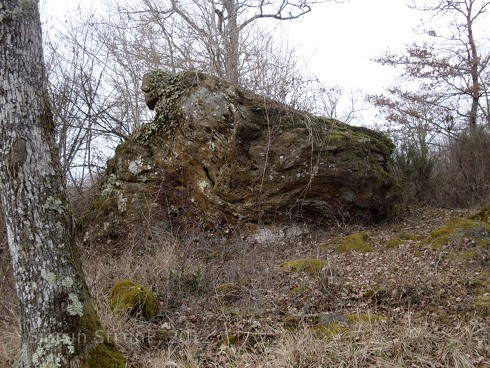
[263,319,488,368]
[1,206,489,367]
[137,316,489,367]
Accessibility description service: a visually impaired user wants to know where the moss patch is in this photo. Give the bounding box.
[82,341,126,368]
[311,322,349,339]
[475,294,490,316]
[421,218,490,249]
[446,250,478,262]
[280,258,327,277]
[215,283,242,302]
[288,286,308,295]
[386,237,402,249]
[336,232,373,253]
[362,288,390,304]
[283,314,302,331]
[110,280,158,319]
[399,233,420,241]
[469,197,490,223]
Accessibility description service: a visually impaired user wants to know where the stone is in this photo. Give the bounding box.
[83,71,400,241]
[110,280,158,319]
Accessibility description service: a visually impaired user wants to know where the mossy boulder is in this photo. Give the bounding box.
[421,218,490,249]
[110,280,158,319]
[83,71,400,241]
[336,232,374,253]
[281,258,328,276]
[470,196,490,223]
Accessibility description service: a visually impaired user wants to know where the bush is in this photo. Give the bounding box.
[431,127,490,207]
[388,133,435,206]
[388,126,490,208]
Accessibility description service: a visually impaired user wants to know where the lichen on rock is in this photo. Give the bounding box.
[83,70,401,242]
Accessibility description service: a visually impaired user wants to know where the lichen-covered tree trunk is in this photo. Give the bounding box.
[0,1,125,367]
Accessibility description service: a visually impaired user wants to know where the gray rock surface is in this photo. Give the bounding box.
[84,71,400,241]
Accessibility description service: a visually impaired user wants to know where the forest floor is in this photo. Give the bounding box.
[1,206,489,367]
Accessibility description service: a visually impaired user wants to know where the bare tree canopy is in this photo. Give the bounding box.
[114,0,345,84]
[370,0,490,207]
[372,0,489,136]
[41,0,356,186]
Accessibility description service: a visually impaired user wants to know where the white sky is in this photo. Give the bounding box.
[42,0,424,124]
[288,0,421,93]
[43,0,420,91]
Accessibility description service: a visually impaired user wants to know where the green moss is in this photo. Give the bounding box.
[110,280,158,319]
[469,197,490,223]
[311,322,348,339]
[478,238,489,248]
[139,70,189,140]
[446,250,478,261]
[386,237,402,249]
[475,294,490,316]
[399,233,420,241]
[283,314,302,331]
[288,286,308,295]
[421,218,490,249]
[221,333,239,346]
[79,286,105,340]
[158,330,177,340]
[82,341,126,368]
[216,283,235,292]
[280,258,327,277]
[362,288,390,304]
[215,283,242,302]
[336,232,374,253]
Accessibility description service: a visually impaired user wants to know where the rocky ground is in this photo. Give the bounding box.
[1,206,489,367]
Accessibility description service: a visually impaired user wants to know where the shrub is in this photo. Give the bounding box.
[431,127,490,207]
[388,133,435,206]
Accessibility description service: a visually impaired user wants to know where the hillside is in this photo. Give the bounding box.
[3,205,489,367]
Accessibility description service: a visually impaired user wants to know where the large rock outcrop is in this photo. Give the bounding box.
[84,71,400,240]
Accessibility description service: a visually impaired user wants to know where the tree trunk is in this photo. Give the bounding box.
[0,1,125,367]
[223,0,240,84]
[466,1,480,132]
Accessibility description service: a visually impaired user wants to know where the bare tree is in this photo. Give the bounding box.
[0,0,125,366]
[116,0,343,84]
[370,0,490,206]
[40,0,356,190]
[373,0,490,135]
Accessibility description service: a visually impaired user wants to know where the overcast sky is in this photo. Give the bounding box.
[43,0,420,89]
[288,0,422,93]
[42,0,424,124]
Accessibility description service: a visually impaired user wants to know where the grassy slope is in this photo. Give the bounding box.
[1,206,489,367]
